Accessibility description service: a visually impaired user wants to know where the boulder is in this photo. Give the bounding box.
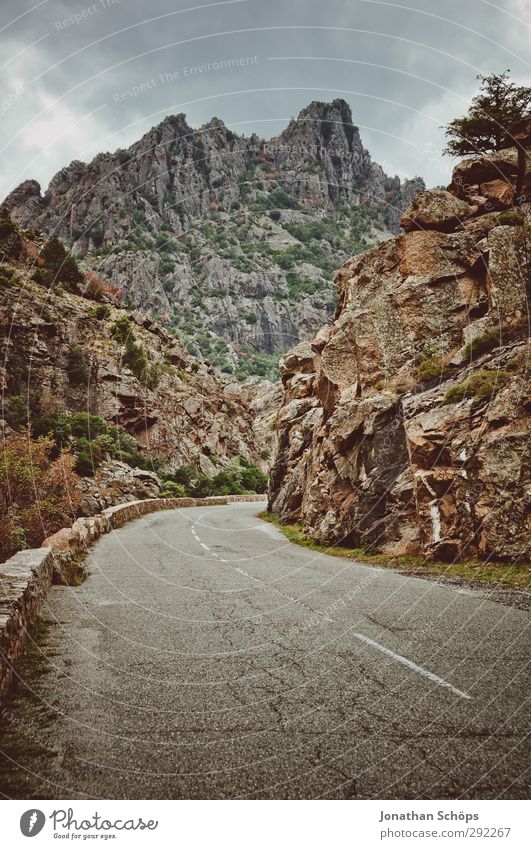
[448,147,530,197]
[400,189,473,232]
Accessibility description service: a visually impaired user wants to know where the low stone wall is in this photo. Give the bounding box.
[0,493,265,701]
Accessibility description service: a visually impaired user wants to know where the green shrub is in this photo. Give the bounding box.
[67,346,89,385]
[40,237,84,292]
[74,437,103,476]
[417,357,450,381]
[160,481,187,498]
[111,316,133,343]
[443,370,510,405]
[0,266,15,286]
[267,188,300,210]
[0,217,21,260]
[3,395,28,429]
[461,320,528,361]
[144,367,160,390]
[90,304,111,320]
[123,337,148,381]
[162,458,267,497]
[494,210,525,227]
[69,412,108,439]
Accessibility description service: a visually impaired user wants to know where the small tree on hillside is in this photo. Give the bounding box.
[444,71,531,198]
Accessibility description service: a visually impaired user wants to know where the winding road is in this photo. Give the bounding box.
[0,502,529,799]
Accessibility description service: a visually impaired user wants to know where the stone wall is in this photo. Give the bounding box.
[0,494,265,701]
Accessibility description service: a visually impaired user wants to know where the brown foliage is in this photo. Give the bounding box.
[83,270,108,300]
[104,281,124,301]
[20,236,44,265]
[0,431,81,560]
[82,271,124,302]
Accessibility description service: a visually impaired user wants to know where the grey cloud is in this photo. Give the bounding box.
[1,0,530,197]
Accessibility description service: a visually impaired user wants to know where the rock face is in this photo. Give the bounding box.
[1,100,423,376]
[77,461,163,515]
[400,189,473,232]
[0,265,265,476]
[269,152,530,562]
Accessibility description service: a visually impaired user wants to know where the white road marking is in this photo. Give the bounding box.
[187,508,470,699]
[236,567,261,582]
[352,632,471,700]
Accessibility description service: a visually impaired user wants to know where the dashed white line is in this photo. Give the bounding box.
[352,632,471,700]
[186,510,470,699]
[236,567,261,582]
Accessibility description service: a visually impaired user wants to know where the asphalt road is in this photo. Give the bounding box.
[0,502,529,799]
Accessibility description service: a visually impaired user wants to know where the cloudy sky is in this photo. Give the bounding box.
[1,0,530,198]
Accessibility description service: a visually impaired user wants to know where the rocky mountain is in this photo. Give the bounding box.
[2,99,423,379]
[0,237,273,512]
[269,147,530,563]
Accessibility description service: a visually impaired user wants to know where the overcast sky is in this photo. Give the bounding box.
[1,0,530,199]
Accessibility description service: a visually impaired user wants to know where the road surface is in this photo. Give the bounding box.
[0,502,529,799]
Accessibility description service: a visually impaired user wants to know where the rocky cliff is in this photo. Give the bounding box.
[2,100,423,378]
[0,251,269,491]
[269,148,530,562]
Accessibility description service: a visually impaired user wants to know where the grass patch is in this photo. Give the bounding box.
[417,357,451,382]
[460,320,528,363]
[443,369,510,405]
[259,512,530,590]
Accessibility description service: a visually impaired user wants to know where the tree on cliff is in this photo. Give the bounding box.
[444,71,531,197]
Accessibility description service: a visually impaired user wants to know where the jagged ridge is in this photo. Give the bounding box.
[2,100,423,378]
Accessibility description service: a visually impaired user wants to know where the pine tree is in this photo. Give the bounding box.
[444,71,530,199]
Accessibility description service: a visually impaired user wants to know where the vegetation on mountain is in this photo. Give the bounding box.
[161,457,267,498]
[0,432,81,560]
[444,71,531,156]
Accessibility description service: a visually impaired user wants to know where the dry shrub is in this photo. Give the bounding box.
[0,431,81,560]
[83,271,124,302]
[83,270,108,300]
[104,281,124,301]
[20,236,44,265]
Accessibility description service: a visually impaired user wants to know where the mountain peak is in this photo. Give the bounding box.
[297,98,354,126]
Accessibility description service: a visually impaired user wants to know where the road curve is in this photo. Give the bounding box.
[0,502,529,799]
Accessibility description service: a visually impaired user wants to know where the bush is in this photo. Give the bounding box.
[67,346,89,385]
[0,266,15,286]
[74,437,104,476]
[0,432,81,560]
[123,337,148,381]
[69,412,108,439]
[90,304,111,320]
[3,394,28,429]
[493,210,525,227]
[83,270,110,301]
[0,217,21,260]
[163,458,267,497]
[111,316,133,343]
[461,320,528,362]
[417,357,450,381]
[267,188,300,210]
[443,370,510,405]
[160,481,187,498]
[40,237,84,292]
[2,404,160,477]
